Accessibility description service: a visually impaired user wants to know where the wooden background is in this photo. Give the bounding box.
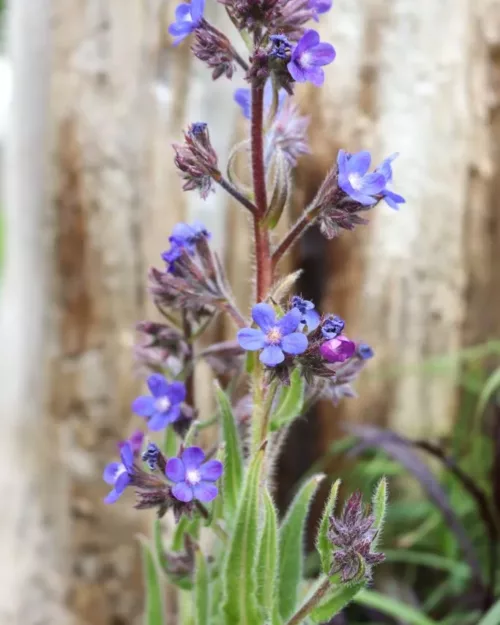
[2,0,500,623]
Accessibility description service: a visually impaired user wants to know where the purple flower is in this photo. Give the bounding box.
[166,446,223,503]
[132,374,187,431]
[168,0,205,45]
[237,303,308,367]
[321,314,345,339]
[142,442,166,472]
[287,30,336,87]
[234,80,286,120]
[103,442,135,504]
[337,150,387,206]
[309,0,333,19]
[269,34,293,60]
[118,430,144,457]
[375,153,405,210]
[357,343,374,360]
[162,221,210,273]
[291,296,320,331]
[320,335,356,363]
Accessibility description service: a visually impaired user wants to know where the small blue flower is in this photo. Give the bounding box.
[168,0,205,46]
[132,374,186,431]
[287,29,336,87]
[142,442,163,470]
[309,0,333,20]
[291,296,320,331]
[375,153,405,210]
[269,34,293,60]
[166,446,223,503]
[237,303,308,367]
[337,150,387,206]
[234,80,287,120]
[161,221,210,272]
[321,314,345,339]
[103,442,135,504]
[357,343,374,360]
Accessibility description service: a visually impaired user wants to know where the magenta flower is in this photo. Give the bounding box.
[132,373,186,431]
[168,0,205,45]
[237,303,308,367]
[320,335,356,363]
[287,30,336,87]
[166,447,223,503]
[103,442,135,504]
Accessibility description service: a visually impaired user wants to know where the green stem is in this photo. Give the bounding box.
[285,577,332,625]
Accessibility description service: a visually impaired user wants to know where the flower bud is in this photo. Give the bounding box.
[320,335,356,363]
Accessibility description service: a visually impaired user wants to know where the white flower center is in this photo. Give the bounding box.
[115,464,127,482]
[348,172,362,190]
[186,469,201,485]
[266,327,282,345]
[301,51,313,68]
[155,396,171,413]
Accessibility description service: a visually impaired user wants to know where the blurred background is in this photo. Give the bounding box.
[2,0,500,624]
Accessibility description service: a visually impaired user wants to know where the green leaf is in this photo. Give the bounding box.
[172,516,190,551]
[153,519,168,571]
[195,549,210,625]
[315,479,341,574]
[477,599,500,625]
[311,581,364,623]
[163,426,178,458]
[371,477,388,550]
[222,449,265,625]
[257,489,279,619]
[215,382,244,517]
[278,474,324,621]
[270,368,305,431]
[139,537,165,625]
[475,366,500,418]
[354,589,440,625]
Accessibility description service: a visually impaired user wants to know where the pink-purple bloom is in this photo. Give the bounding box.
[103,442,135,504]
[287,29,336,86]
[166,446,223,503]
[309,0,333,19]
[291,296,320,331]
[237,303,308,367]
[168,0,205,45]
[132,373,186,431]
[320,335,356,363]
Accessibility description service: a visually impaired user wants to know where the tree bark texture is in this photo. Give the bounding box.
[2,0,500,624]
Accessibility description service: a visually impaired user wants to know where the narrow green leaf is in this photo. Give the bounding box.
[278,474,324,621]
[163,426,178,458]
[215,382,244,517]
[257,489,279,619]
[172,516,190,551]
[195,549,210,625]
[311,582,364,623]
[315,479,341,574]
[477,599,500,625]
[222,449,265,625]
[139,537,165,625]
[371,477,388,550]
[153,519,168,571]
[354,589,439,625]
[179,589,195,625]
[270,368,305,431]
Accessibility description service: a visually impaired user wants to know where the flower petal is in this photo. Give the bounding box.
[199,460,223,482]
[191,0,205,23]
[304,309,321,331]
[166,457,186,483]
[287,60,308,83]
[120,442,134,469]
[172,482,194,502]
[104,488,121,504]
[260,345,285,367]
[359,172,386,195]
[252,303,276,331]
[305,66,325,86]
[383,190,405,210]
[164,404,182,425]
[103,462,122,485]
[234,88,252,119]
[147,373,170,398]
[294,29,320,57]
[281,332,308,355]
[114,471,131,495]
[194,482,218,502]
[309,43,336,66]
[166,381,187,405]
[131,395,155,417]
[337,149,348,174]
[277,307,301,335]
[237,328,267,351]
[182,446,205,470]
[174,3,192,21]
[147,411,169,431]
[347,151,371,176]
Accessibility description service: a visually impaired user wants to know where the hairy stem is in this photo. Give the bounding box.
[182,310,195,406]
[251,359,266,455]
[285,577,331,625]
[272,203,321,270]
[217,176,257,215]
[250,84,272,300]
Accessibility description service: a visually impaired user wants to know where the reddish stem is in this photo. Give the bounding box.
[251,84,272,300]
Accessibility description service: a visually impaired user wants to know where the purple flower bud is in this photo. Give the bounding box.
[321,314,345,339]
[191,22,237,80]
[142,442,167,472]
[309,0,333,19]
[287,29,336,87]
[173,123,220,199]
[320,335,356,363]
[357,342,374,360]
[269,34,293,60]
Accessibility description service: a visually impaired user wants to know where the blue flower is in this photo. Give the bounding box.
[321,314,345,339]
[375,153,405,210]
[168,0,205,45]
[161,221,210,272]
[287,30,336,87]
[309,0,333,20]
[132,374,186,431]
[269,34,293,60]
[291,296,320,331]
[103,442,135,504]
[237,303,308,367]
[234,80,287,120]
[357,343,374,360]
[166,446,223,503]
[337,150,387,205]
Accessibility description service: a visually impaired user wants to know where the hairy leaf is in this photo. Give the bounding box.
[354,589,439,625]
[311,581,364,623]
[371,477,388,550]
[139,537,165,625]
[315,478,341,574]
[195,549,210,625]
[271,367,305,431]
[257,489,279,619]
